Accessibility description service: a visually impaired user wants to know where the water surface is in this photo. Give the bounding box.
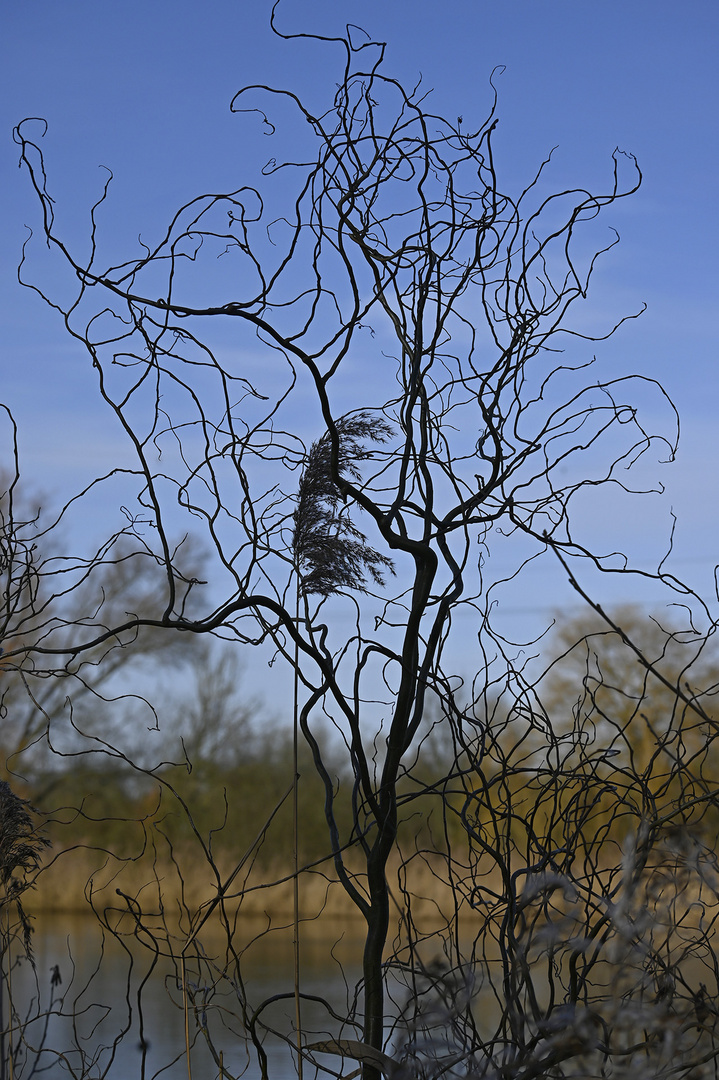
[12,911,366,1079]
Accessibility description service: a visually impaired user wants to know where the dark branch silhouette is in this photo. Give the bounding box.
[2,11,717,1080]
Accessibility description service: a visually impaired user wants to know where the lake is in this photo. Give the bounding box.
[10,911,368,1079]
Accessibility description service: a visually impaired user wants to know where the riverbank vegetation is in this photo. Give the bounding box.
[5,597,719,1075]
[13,602,719,915]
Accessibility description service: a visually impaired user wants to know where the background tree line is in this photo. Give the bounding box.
[4,587,718,894]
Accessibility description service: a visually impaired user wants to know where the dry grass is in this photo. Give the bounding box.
[27,845,464,927]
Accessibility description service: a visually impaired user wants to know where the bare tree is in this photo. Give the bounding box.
[0,465,204,795]
[6,12,718,1080]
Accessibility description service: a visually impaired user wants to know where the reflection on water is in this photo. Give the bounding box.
[13,911,366,1079]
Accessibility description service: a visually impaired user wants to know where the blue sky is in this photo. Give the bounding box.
[1,0,717,646]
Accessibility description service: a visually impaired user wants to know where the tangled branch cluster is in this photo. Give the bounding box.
[1,10,715,1080]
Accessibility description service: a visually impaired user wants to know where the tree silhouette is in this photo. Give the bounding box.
[6,12,719,1080]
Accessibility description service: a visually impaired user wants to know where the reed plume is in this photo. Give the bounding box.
[293,414,395,597]
[0,781,49,962]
